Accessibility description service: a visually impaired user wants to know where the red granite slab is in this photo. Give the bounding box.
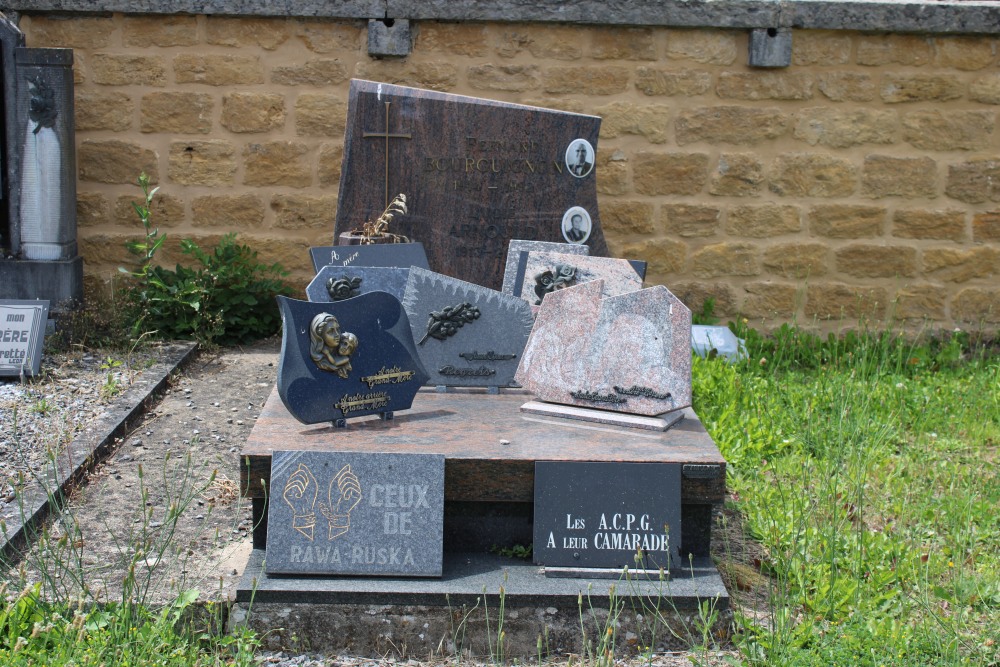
[240,387,725,504]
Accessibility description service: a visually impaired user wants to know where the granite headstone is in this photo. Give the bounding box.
[500,239,589,297]
[308,242,429,274]
[0,299,48,376]
[266,450,445,576]
[533,461,682,572]
[515,252,644,307]
[401,267,534,388]
[306,266,410,303]
[276,293,429,424]
[334,79,608,290]
[515,280,692,417]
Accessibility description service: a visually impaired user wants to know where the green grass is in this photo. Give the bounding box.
[695,325,1000,666]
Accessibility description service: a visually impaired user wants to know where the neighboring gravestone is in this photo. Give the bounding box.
[402,267,534,388]
[266,450,445,576]
[515,252,643,307]
[0,31,82,306]
[533,461,682,574]
[308,242,430,274]
[276,293,429,425]
[306,266,410,303]
[501,239,589,296]
[0,299,48,377]
[334,79,608,290]
[515,280,692,426]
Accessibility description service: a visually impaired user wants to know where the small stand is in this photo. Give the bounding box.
[333,410,394,428]
[519,401,684,432]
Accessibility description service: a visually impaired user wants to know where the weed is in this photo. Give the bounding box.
[119,173,291,346]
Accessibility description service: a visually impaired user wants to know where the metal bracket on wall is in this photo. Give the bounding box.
[368,18,411,58]
[749,27,792,68]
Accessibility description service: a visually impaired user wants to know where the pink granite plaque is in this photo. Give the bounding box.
[514,280,691,417]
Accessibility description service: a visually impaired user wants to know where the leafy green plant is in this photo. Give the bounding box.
[120,173,291,346]
[99,356,123,400]
[692,297,719,326]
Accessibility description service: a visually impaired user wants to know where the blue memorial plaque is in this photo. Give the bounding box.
[276,293,429,424]
[266,450,445,576]
[533,461,682,573]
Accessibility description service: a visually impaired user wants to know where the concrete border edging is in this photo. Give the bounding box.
[0,341,198,562]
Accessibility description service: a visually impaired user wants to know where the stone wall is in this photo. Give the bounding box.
[17,12,1000,331]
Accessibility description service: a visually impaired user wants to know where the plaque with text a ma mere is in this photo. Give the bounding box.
[334,79,608,291]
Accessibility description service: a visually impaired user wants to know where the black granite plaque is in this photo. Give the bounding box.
[0,299,49,377]
[276,293,429,424]
[401,267,534,388]
[533,462,682,571]
[266,450,445,576]
[308,242,430,274]
[334,79,608,290]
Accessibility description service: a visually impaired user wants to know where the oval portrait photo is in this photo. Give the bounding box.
[565,139,594,179]
[561,206,592,244]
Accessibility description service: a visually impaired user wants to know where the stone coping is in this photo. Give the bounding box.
[0,341,197,562]
[6,0,1000,35]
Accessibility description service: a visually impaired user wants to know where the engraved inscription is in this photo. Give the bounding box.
[458,351,517,362]
[613,385,672,401]
[439,365,496,377]
[335,391,391,414]
[360,365,416,388]
[569,390,627,404]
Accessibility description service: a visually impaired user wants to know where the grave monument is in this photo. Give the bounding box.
[334,79,609,290]
[0,14,82,307]
[237,81,727,655]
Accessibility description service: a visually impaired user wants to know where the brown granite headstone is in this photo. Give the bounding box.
[334,79,608,290]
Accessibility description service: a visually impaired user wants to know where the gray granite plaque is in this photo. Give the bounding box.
[533,461,682,571]
[308,242,430,274]
[334,79,608,290]
[515,280,692,417]
[501,239,589,297]
[516,252,643,307]
[402,267,533,388]
[306,266,410,303]
[266,450,445,576]
[0,299,49,377]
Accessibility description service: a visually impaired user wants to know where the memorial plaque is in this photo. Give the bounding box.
[501,239,589,297]
[276,293,429,424]
[515,280,692,416]
[306,266,410,303]
[308,242,430,274]
[533,461,682,571]
[266,450,445,576]
[402,266,533,388]
[334,79,609,290]
[0,299,48,377]
[516,252,643,307]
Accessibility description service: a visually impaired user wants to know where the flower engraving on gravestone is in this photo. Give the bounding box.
[326,276,363,301]
[283,463,363,542]
[309,313,358,378]
[418,302,480,345]
[533,264,577,304]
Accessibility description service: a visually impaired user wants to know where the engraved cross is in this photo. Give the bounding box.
[363,101,412,209]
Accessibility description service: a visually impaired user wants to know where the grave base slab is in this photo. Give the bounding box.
[0,256,82,309]
[233,549,730,658]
